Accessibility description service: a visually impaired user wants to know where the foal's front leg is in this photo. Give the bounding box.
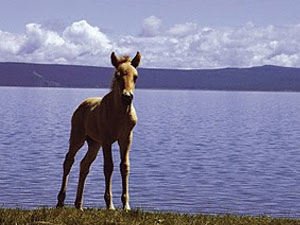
[118,132,133,210]
[102,144,115,210]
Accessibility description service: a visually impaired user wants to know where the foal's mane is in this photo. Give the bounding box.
[110,55,132,90]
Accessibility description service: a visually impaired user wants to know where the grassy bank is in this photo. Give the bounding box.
[0,207,300,225]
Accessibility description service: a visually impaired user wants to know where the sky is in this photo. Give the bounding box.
[1,0,300,69]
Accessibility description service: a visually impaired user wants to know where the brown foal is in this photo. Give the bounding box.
[57,52,141,211]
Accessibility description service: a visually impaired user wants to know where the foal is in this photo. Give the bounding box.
[57,52,141,211]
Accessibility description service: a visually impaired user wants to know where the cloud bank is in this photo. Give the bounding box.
[1,17,300,69]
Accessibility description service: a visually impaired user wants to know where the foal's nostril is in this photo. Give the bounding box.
[122,92,134,99]
[122,93,133,100]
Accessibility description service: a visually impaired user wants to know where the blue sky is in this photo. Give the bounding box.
[1,0,300,68]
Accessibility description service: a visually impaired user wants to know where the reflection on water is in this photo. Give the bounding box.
[1,87,300,217]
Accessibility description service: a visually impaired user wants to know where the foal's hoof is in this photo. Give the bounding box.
[123,203,131,211]
[107,205,116,211]
[75,202,83,212]
[76,206,84,212]
[56,202,64,208]
[106,203,116,210]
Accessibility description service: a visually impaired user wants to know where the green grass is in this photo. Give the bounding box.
[0,207,300,225]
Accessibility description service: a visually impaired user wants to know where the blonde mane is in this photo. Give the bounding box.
[119,55,131,64]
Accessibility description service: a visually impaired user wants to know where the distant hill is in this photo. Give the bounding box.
[1,62,300,91]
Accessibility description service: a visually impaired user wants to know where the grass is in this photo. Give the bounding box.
[1,207,300,225]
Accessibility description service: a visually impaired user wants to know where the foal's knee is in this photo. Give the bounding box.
[120,162,130,175]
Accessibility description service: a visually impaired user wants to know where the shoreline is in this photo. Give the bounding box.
[1,207,300,225]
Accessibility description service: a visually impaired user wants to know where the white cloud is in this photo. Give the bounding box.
[0,30,25,61]
[63,20,111,52]
[1,19,300,68]
[19,23,64,54]
[167,23,198,37]
[0,20,113,66]
[141,16,162,37]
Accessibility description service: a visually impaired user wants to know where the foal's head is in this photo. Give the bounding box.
[111,52,142,106]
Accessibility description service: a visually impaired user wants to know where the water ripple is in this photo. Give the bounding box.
[1,87,300,217]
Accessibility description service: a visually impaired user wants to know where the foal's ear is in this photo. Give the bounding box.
[111,52,120,68]
[131,51,142,68]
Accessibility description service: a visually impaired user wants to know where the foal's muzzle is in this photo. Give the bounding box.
[121,92,134,105]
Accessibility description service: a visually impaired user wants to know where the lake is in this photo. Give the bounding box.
[0,87,300,217]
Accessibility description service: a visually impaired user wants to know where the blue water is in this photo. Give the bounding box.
[1,87,300,217]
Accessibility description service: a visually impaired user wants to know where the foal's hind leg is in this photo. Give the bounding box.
[74,138,100,211]
[57,138,85,208]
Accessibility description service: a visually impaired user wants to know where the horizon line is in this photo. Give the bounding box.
[0,61,296,71]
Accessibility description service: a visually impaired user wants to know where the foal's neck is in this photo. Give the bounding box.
[110,89,132,116]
